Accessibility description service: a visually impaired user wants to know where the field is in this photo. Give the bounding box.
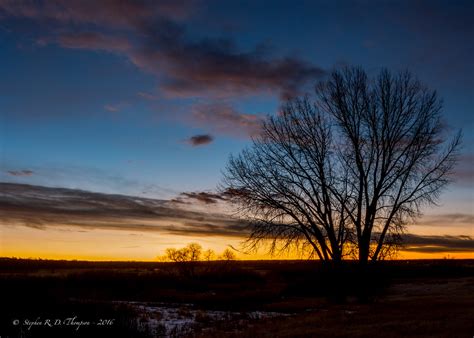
[0,258,473,337]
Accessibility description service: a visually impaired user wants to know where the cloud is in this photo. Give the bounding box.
[416,213,474,227]
[130,26,324,99]
[1,183,471,253]
[178,191,227,204]
[0,1,325,100]
[104,102,129,112]
[0,0,327,140]
[137,91,158,100]
[401,234,474,253]
[191,103,263,138]
[6,170,34,177]
[0,182,247,237]
[0,0,193,27]
[57,32,132,52]
[187,134,214,146]
[452,153,474,185]
[173,188,247,205]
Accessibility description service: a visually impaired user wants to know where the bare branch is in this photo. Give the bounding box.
[222,66,461,264]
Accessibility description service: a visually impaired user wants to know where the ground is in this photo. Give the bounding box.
[0,259,472,337]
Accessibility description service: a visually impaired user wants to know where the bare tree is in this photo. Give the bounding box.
[165,243,203,263]
[203,249,217,262]
[220,248,237,261]
[222,67,461,264]
[164,243,203,276]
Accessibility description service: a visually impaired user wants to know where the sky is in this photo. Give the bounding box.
[0,0,472,260]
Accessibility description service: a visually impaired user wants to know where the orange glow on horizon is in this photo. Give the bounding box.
[1,223,472,262]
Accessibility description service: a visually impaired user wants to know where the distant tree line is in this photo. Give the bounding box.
[158,243,237,277]
[159,243,236,263]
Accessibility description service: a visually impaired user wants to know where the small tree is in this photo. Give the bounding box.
[203,249,217,262]
[165,243,203,262]
[220,248,237,261]
[164,243,203,276]
[222,66,461,264]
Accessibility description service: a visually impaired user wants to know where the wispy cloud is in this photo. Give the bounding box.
[0,1,325,98]
[178,191,227,205]
[191,103,263,138]
[0,0,325,138]
[1,183,472,253]
[57,32,132,53]
[186,134,214,147]
[0,183,246,237]
[137,91,159,100]
[6,170,34,177]
[129,22,324,99]
[0,0,193,27]
[104,102,129,112]
[402,234,473,253]
[452,154,474,185]
[414,213,474,227]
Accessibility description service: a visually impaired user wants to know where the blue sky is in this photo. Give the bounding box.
[0,0,472,259]
[1,0,472,198]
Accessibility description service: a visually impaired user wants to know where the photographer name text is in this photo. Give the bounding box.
[13,316,115,331]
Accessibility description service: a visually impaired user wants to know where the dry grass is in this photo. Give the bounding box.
[1,259,473,337]
[202,277,474,337]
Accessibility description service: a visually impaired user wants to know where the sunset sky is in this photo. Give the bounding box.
[0,0,472,260]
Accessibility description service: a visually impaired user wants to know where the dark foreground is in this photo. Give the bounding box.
[0,258,473,337]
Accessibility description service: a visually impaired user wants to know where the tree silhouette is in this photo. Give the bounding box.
[165,243,203,263]
[220,248,237,261]
[222,67,461,264]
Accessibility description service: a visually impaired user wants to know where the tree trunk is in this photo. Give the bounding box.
[358,238,369,265]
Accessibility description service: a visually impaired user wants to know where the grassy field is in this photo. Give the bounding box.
[0,258,473,337]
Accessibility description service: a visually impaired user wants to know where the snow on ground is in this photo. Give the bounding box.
[117,301,291,336]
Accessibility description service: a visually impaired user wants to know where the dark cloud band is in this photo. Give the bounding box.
[0,183,247,237]
[1,183,472,254]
